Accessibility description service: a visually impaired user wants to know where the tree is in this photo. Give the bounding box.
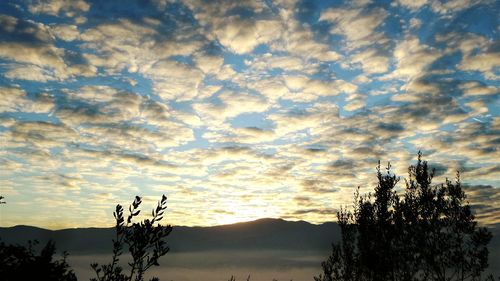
[315,153,494,281]
[0,194,76,281]
[91,195,173,281]
[0,240,77,281]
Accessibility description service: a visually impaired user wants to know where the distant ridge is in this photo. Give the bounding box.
[0,218,340,254]
[1,218,499,275]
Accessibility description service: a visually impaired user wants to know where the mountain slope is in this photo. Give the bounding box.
[1,218,498,275]
[0,218,340,254]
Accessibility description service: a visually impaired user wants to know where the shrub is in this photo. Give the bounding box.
[91,195,172,281]
[315,153,494,281]
[0,239,77,281]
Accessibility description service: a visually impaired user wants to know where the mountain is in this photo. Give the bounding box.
[0,218,340,254]
[1,219,498,275]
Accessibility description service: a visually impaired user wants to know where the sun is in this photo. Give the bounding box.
[213,200,280,225]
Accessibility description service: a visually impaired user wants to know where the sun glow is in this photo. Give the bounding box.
[0,0,498,230]
[213,200,281,225]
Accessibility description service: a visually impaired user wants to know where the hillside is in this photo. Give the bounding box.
[0,218,340,254]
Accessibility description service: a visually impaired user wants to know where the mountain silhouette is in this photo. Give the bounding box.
[1,218,499,275]
[0,218,339,254]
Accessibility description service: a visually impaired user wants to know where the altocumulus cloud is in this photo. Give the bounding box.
[0,0,498,228]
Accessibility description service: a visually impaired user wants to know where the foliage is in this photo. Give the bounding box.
[227,275,251,281]
[0,239,77,281]
[227,276,283,281]
[315,153,494,281]
[91,195,172,281]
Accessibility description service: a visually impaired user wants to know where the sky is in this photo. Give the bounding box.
[0,0,498,229]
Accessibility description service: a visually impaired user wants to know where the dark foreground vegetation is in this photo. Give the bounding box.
[90,195,171,281]
[0,239,77,281]
[0,153,498,281]
[315,153,495,281]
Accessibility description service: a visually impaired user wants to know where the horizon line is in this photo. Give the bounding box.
[0,217,340,231]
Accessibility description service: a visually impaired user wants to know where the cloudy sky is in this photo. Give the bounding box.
[0,0,498,229]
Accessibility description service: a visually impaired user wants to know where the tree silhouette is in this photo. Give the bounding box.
[227,275,251,281]
[91,195,172,281]
[315,153,494,281]
[0,240,77,281]
[0,194,77,281]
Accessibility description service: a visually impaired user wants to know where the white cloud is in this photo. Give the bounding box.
[436,32,499,79]
[1,0,498,228]
[194,53,224,74]
[194,91,269,125]
[281,75,357,102]
[247,77,290,102]
[51,24,80,41]
[230,127,276,144]
[4,64,57,82]
[269,102,339,137]
[352,49,390,74]
[0,43,66,75]
[431,0,480,15]
[185,0,281,54]
[398,0,428,10]
[351,48,390,74]
[85,25,199,69]
[319,7,388,49]
[459,52,500,80]
[64,85,120,102]
[344,94,366,111]
[29,0,90,16]
[271,11,342,63]
[389,36,441,79]
[9,121,78,151]
[144,59,204,101]
[248,54,309,72]
[216,19,283,54]
[81,19,205,99]
[0,16,96,80]
[0,87,54,113]
[460,81,499,96]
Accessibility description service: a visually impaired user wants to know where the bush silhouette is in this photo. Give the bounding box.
[0,195,77,281]
[91,195,172,281]
[0,239,77,281]
[315,153,494,281]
